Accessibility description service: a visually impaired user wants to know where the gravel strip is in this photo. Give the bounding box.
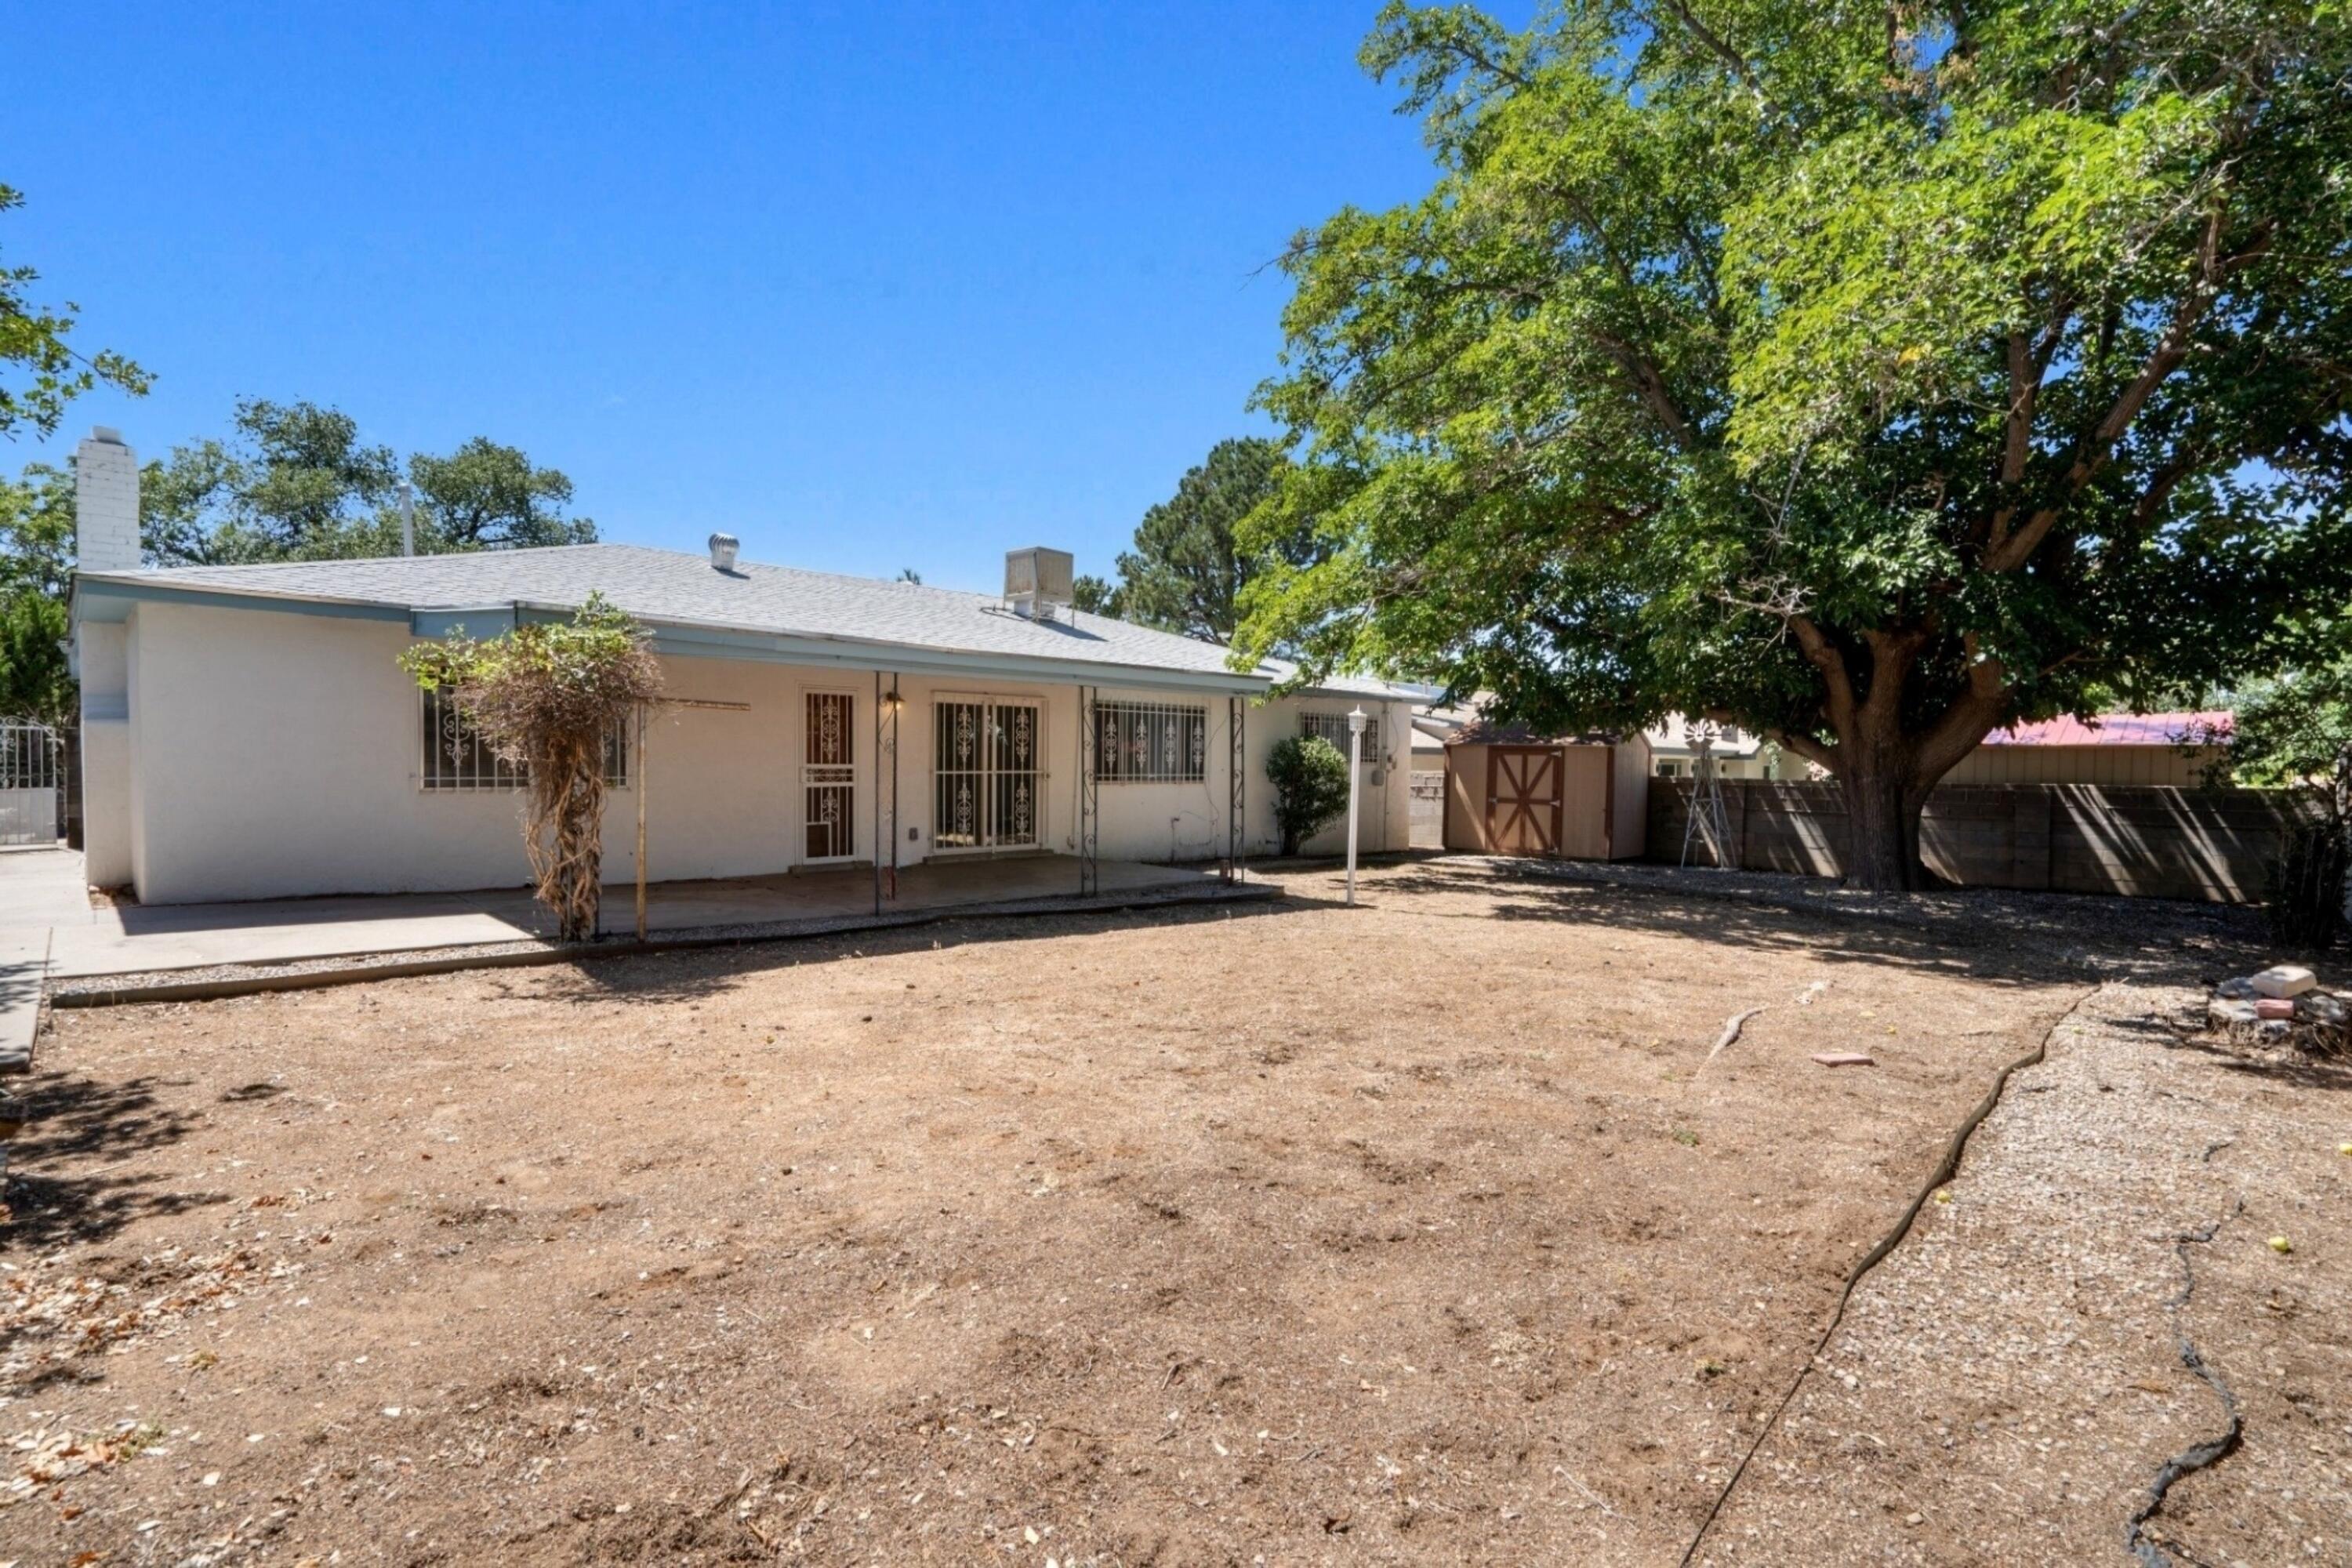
[1697,978,2352,1566]
[1496,858,2270,978]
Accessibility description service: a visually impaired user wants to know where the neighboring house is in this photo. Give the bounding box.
[1404,696,1478,850]
[1943,711,2230,786]
[1645,713,1777,779]
[64,430,1414,906]
[1409,698,1479,776]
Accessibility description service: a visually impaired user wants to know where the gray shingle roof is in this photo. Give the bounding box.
[78,543,1399,691]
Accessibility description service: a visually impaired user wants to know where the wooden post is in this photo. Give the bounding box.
[633,702,648,942]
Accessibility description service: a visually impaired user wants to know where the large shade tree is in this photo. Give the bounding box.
[1106,437,1291,641]
[139,401,599,564]
[1236,0,2352,887]
[0,183,149,442]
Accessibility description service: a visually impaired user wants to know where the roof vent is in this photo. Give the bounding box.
[1004,546,1074,621]
[708,532,741,572]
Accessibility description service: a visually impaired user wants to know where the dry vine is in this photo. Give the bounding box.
[399,592,663,941]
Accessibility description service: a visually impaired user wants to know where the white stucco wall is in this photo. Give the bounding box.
[77,617,133,890]
[107,601,1417,904]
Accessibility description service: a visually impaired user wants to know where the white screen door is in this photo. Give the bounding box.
[933,697,1040,849]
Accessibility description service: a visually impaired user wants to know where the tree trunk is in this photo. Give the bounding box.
[1840,766,1929,891]
[1837,711,1933,892]
[1783,619,2012,892]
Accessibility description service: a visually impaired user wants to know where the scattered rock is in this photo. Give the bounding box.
[2250,964,2318,1000]
[2209,997,2261,1029]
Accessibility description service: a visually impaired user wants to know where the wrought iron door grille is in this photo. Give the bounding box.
[933,697,1040,849]
[804,690,856,860]
[1299,711,1378,762]
[421,688,626,790]
[1092,700,1207,782]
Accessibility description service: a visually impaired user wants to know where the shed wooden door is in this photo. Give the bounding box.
[1486,746,1563,855]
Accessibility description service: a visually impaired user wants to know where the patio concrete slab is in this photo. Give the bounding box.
[0,844,95,931]
[0,846,85,1069]
[44,855,1225,981]
[0,927,48,1070]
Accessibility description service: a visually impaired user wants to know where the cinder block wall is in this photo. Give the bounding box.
[1647,779,2331,903]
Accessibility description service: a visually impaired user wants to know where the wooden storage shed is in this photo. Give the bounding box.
[1443,729,1651,859]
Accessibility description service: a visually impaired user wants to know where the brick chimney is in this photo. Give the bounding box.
[74,426,141,574]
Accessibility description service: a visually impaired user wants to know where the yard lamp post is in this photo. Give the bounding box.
[1345,706,1367,906]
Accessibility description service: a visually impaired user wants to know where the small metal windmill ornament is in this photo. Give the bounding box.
[1679,719,1735,869]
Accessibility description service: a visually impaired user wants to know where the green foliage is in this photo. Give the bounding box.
[1071,574,1120,615]
[2203,631,2352,822]
[141,401,597,565]
[1265,733,1352,855]
[409,437,597,551]
[0,183,150,441]
[1239,1,2352,887]
[399,593,663,942]
[2204,617,2352,946]
[0,586,70,726]
[0,463,75,600]
[1104,437,1292,641]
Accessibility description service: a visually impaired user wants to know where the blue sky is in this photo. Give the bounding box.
[2,2,1487,590]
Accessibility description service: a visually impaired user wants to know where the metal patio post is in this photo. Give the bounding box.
[1345,706,1367,906]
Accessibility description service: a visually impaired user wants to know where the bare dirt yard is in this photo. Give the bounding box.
[2,858,2344,1566]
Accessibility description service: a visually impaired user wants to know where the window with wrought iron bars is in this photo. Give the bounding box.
[419,687,628,790]
[1094,700,1207,782]
[1299,711,1379,761]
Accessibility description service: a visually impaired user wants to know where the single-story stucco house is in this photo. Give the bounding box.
[64,429,1413,907]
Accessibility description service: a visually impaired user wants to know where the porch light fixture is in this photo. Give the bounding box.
[1345,706,1367,906]
[883,688,905,712]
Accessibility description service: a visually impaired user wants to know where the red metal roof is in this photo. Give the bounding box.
[1981,710,2232,748]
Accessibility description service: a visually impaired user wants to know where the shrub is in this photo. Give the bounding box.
[2266,822,2348,950]
[400,593,662,941]
[1266,734,1351,856]
[2198,644,2352,949]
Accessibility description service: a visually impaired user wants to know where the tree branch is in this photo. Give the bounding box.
[1592,328,1697,449]
[1912,633,2012,786]
[1986,209,2259,572]
[1788,615,1857,737]
[1765,726,1837,774]
[1653,0,1773,110]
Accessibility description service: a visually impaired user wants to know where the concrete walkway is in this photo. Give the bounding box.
[24,852,1225,984]
[0,845,86,1069]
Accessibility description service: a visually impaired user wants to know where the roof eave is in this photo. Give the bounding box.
[73,575,1271,695]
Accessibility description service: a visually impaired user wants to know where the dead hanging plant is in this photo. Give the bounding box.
[399,592,663,941]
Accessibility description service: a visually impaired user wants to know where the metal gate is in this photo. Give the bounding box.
[803,691,856,861]
[0,720,62,845]
[933,697,1040,850]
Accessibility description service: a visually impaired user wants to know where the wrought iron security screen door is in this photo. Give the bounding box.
[933,697,1041,849]
[803,691,856,861]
